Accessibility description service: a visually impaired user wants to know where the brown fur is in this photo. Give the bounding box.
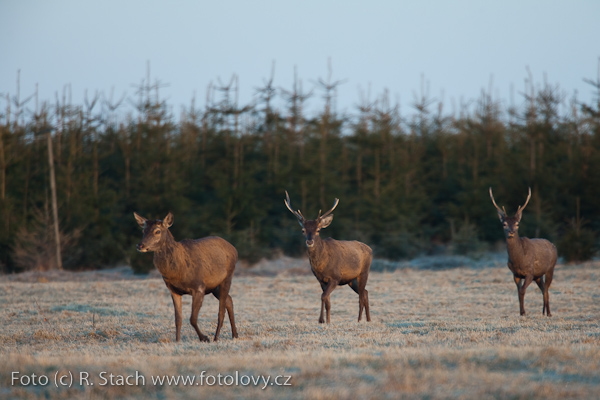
[285,192,373,323]
[489,188,558,316]
[134,212,238,342]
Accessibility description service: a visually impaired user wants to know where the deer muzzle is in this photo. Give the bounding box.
[305,239,314,247]
[136,243,148,252]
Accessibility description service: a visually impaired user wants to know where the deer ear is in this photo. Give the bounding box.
[163,212,174,228]
[515,212,523,223]
[319,214,334,229]
[134,212,147,228]
[297,219,304,228]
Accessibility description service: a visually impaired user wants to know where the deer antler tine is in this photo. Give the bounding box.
[489,187,506,216]
[517,187,532,215]
[284,191,294,212]
[320,197,339,219]
[284,191,304,221]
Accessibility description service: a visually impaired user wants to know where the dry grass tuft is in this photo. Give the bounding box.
[1,257,600,398]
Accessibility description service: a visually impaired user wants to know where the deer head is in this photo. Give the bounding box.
[284,191,339,248]
[489,187,531,239]
[134,212,174,252]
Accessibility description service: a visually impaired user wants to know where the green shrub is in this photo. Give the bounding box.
[452,221,484,255]
[128,249,155,274]
[558,221,597,262]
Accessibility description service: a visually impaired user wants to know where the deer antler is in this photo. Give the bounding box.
[319,197,339,221]
[284,191,305,222]
[516,187,532,215]
[489,187,507,217]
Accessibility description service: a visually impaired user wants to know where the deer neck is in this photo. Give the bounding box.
[306,237,327,272]
[505,233,525,261]
[153,231,183,275]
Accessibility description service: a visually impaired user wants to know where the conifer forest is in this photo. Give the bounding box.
[1,67,599,273]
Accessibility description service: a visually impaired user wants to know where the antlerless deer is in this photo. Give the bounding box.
[284,191,373,323]
[489,188,558,316]
[134,212,238,342]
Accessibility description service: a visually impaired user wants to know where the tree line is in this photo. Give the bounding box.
[1,67,599,273]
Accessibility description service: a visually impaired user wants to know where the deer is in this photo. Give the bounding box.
[489,187,558,317]
[284,191,373,324]
[134,212,238,342]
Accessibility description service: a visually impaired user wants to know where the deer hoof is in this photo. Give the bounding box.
[199,334,210,343]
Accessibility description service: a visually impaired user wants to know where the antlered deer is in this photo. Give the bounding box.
[489,187,558,316]
[284,191,373,323]
[134,212,238,342]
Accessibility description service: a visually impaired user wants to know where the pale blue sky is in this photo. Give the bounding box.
[1,0,599,120]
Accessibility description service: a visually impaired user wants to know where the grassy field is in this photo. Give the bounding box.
[1,255,600,399]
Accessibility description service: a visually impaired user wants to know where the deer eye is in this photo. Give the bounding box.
[154,229,161,235]
[302,229,305,233]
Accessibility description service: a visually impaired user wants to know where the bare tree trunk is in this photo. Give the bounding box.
[47,131,62,270]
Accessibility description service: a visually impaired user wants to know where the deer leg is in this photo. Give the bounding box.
[544,269,554,317]
[534,276,544,292]
[535,276,546,315]
[210,287,224,341]
[225,295,238,338]
[350,275,371,322]
[349,278,364,321]
[170,292,183,342]
[319,282,326,323]
[362,289,371,322]
[214,276,234,341]
[359,270,371,322]
[211,287,237,339]
[516,275,534,316]
[513,276,523,315]
[190,290,209,342]
[320,280,337,324]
